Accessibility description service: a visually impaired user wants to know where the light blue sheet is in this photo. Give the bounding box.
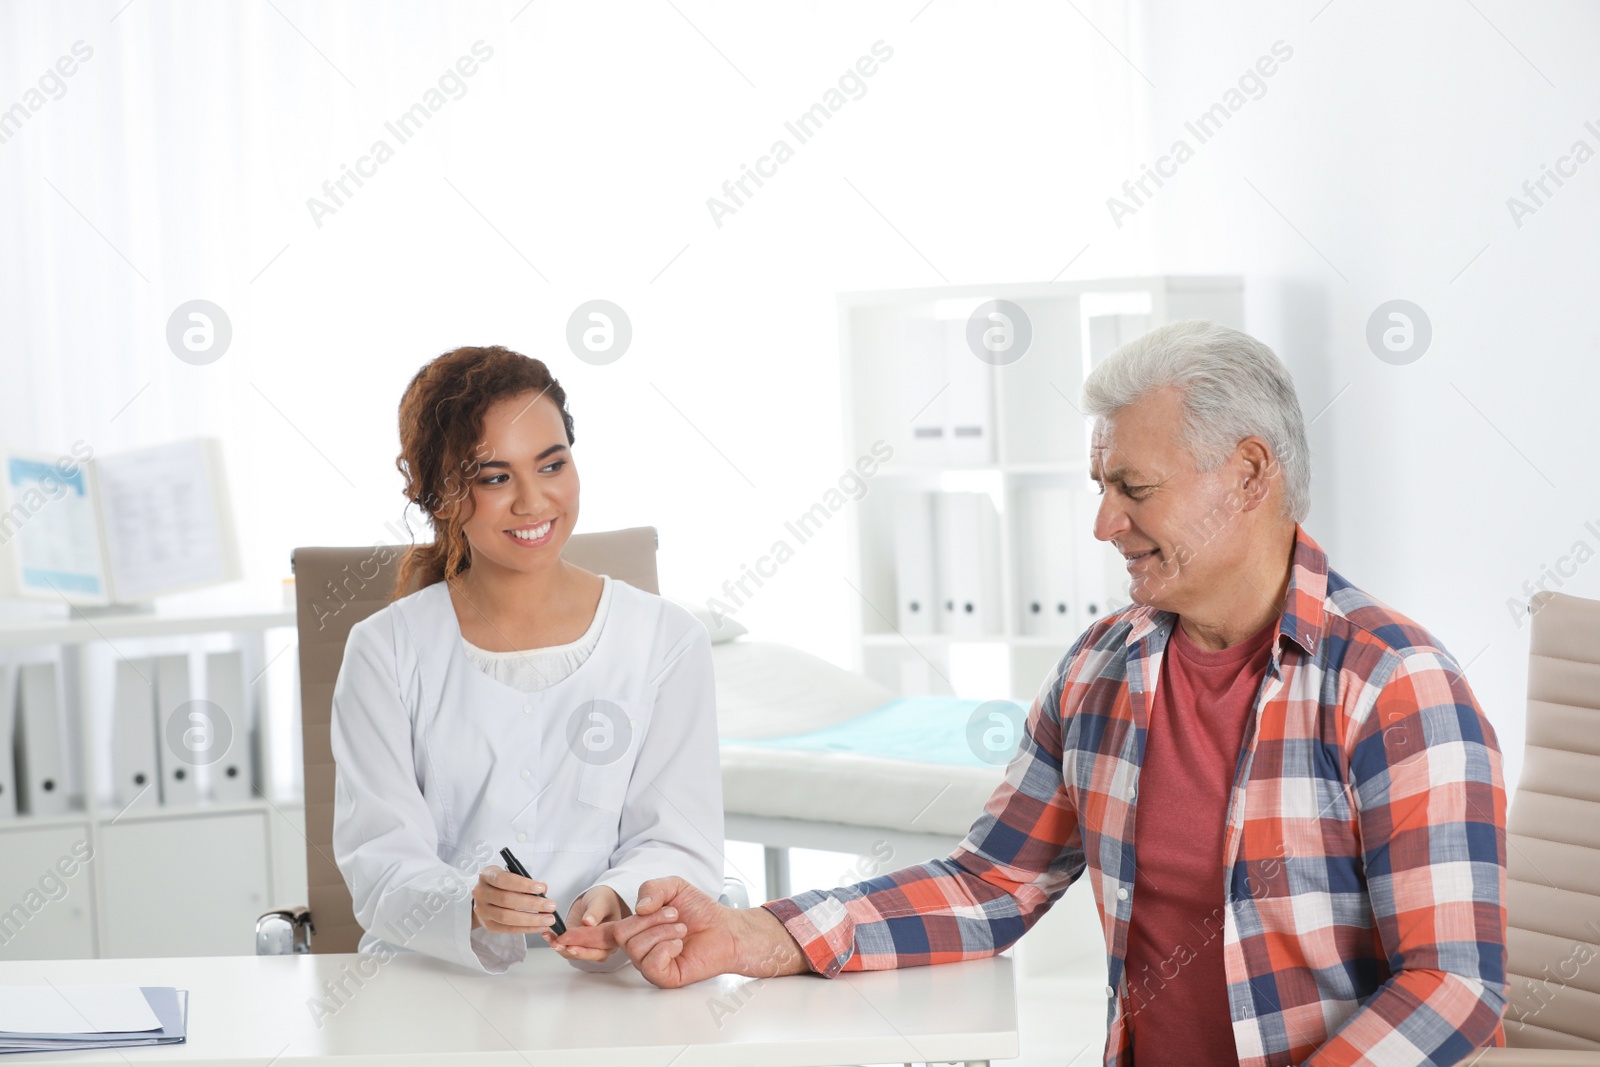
[722,697,1008,768]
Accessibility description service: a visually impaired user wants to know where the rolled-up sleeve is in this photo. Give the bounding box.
[330,612,524,975]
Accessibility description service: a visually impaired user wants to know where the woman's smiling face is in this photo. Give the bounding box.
[459,390,580,574]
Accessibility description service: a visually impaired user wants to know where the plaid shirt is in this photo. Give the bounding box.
[764,525,1508,1067]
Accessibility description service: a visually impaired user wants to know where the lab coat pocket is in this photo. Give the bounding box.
[577,758,633,815]
[571,697,651,814]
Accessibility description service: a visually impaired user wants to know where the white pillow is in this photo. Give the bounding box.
[667,596,749,644]
[710,640,895,739]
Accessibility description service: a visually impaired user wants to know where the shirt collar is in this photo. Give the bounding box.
[1122,524,1327,658]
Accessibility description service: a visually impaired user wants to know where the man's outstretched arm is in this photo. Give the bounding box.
[615,662,1090,985]
[609,876,809,988]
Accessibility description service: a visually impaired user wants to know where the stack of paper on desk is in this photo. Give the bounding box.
[0,985,187,1054]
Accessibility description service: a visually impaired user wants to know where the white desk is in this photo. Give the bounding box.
[0,949,1018,1066]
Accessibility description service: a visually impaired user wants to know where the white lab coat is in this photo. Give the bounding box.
[329,576,725,974]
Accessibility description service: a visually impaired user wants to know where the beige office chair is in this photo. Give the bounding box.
[256,526,663,955]
[1474,590,1600,1062]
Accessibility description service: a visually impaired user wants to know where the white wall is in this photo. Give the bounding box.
[0,0,1140,662]
[3,0,1592,792]
[1120,0,1600,792]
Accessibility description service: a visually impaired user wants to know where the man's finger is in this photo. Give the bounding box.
[638,939,685,987]
[633,876,687,915]
[620,920,688,962]
[611,907,680,943]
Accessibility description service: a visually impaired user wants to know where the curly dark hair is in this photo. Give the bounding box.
[390,345,575,600]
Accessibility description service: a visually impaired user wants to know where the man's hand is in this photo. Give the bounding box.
[608,876,810,989]
[548,885,630,962]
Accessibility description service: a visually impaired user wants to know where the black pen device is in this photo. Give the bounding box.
[500,846,566,936]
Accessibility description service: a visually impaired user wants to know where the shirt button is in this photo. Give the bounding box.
[1117,887,1129,901]
[516,832,527,842]
[520,769,531,780]
[1128,784,1137,800]
[523,704,533,715]
[1104,984,1116,998]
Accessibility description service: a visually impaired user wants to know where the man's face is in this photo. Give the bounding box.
[1088,387,1258,614]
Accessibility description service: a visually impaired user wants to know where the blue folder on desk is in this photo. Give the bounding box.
[0,986,187,1055]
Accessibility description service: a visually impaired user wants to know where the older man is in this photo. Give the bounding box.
[580,321,1509,1067]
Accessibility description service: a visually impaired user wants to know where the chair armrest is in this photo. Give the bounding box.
[716,877,750,909]
[256,905,314,955]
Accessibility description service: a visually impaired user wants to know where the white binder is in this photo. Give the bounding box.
[905,318,949,464]
[15,662,71,816]
[250,637,300,804]
[891,491,939,635]
[110,657,160,811]
[935,492,1000,637]
[205,649,253,804]
[1071,487,1114,632]
[943,319,994,466]
[0,664,17,819]
[1017,486,1076,637]
[154,653,200,806]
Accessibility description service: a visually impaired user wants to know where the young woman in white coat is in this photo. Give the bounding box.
[329,345,722,974]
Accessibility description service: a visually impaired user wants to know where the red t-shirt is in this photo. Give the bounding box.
[1124,613,1278,1066]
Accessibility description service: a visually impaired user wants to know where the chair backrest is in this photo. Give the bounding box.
[1503,591,1600,1049]
[292,527,660,953]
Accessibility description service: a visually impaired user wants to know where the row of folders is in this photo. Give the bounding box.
[2,651,257,819]
[892,488,1123,638]
[901,312,1151,466]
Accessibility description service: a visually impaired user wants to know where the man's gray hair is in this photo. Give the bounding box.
[1081,320,1310,522]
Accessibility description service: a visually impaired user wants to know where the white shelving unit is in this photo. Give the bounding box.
[838,276,1244,703]
[0,604,306,960]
